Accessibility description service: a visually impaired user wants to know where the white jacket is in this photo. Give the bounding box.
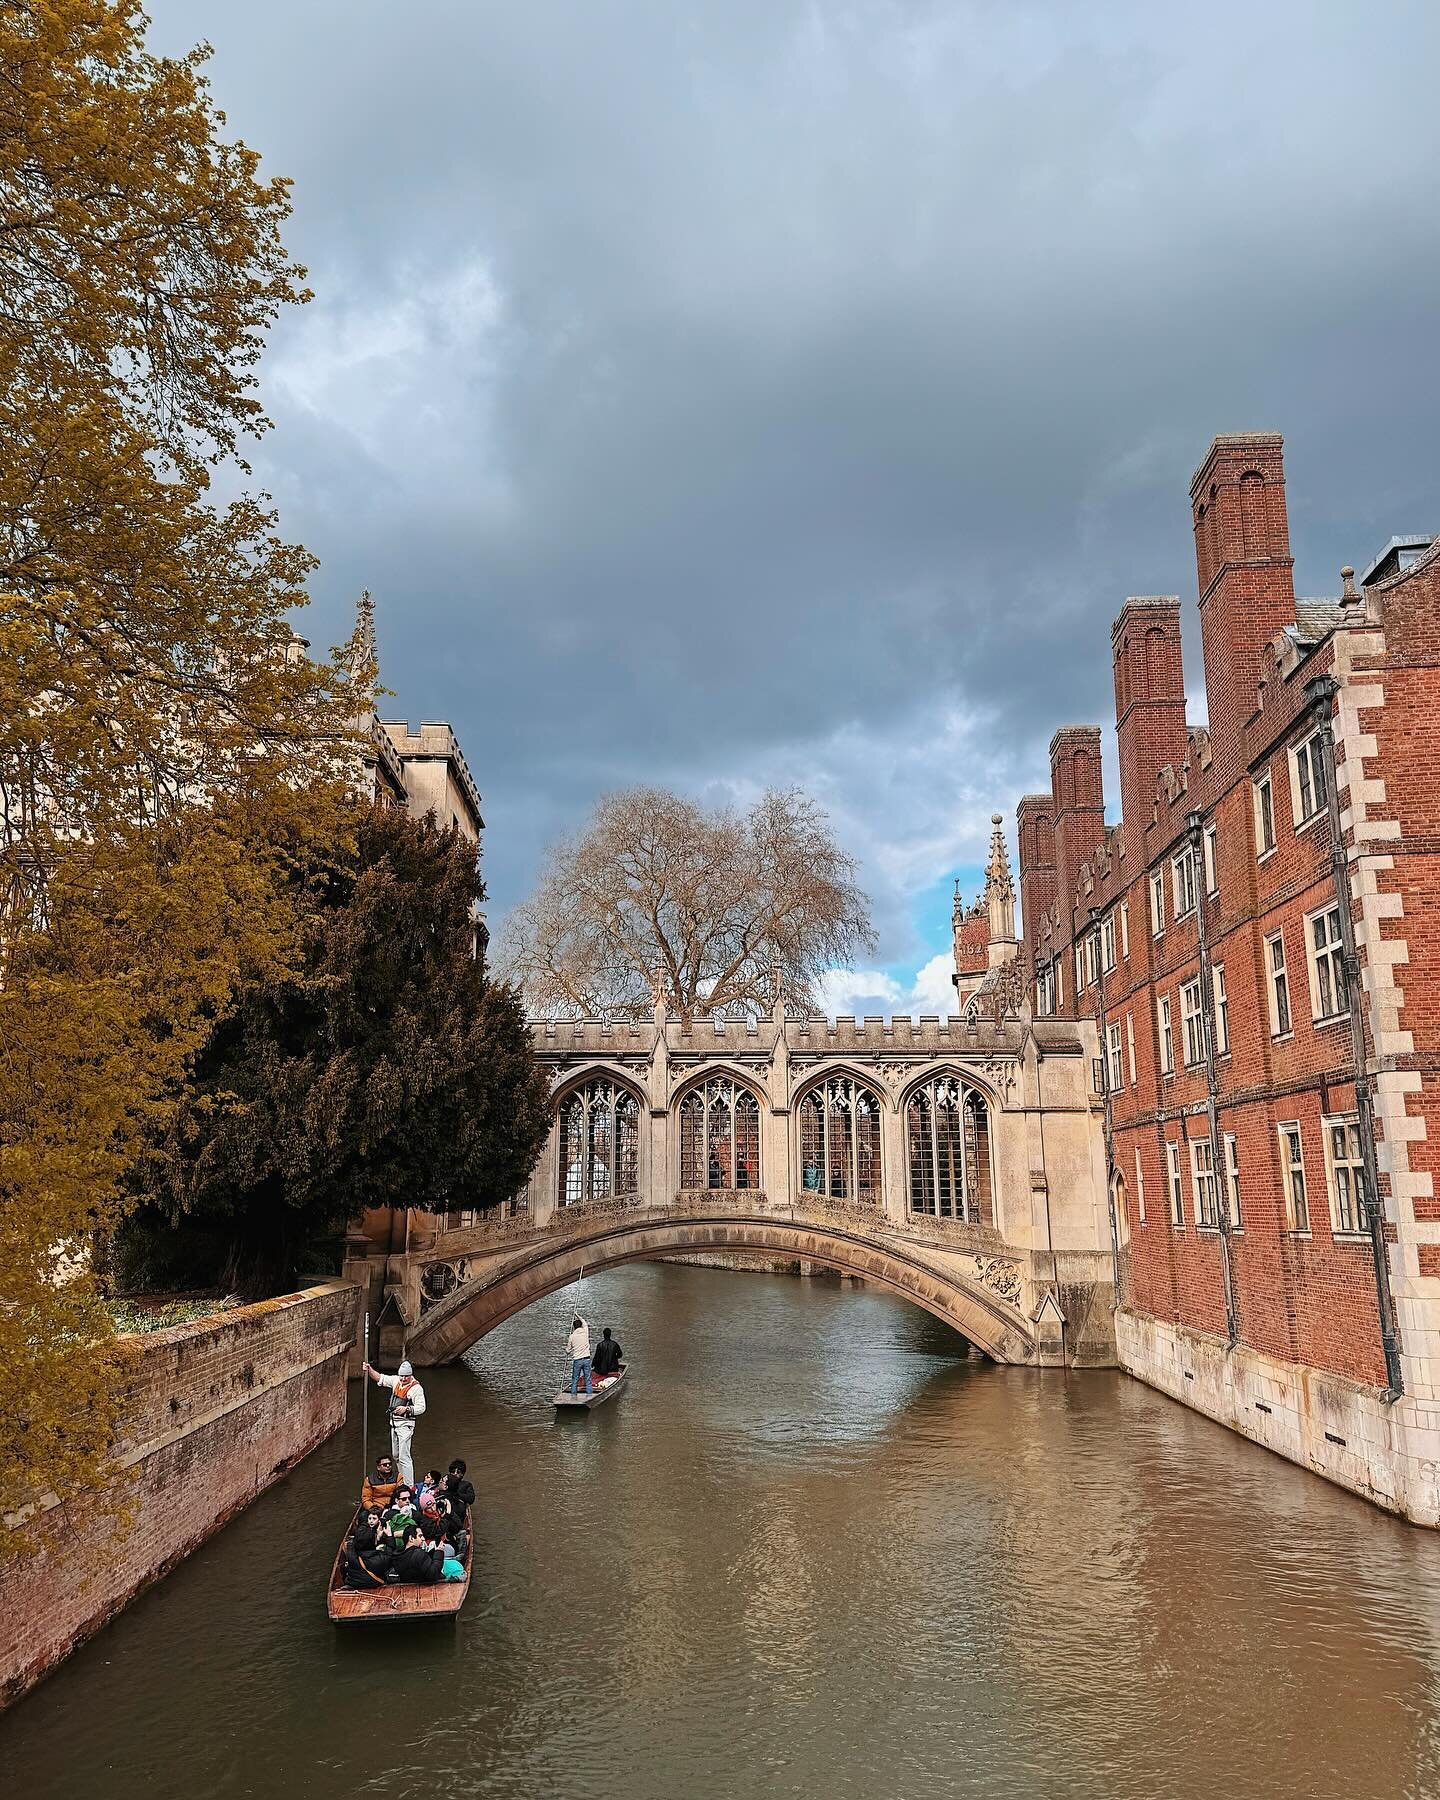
[567,1322,591,1359]
[375,1371,426,1418]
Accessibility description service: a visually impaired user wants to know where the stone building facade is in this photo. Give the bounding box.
[1020,430,1440,1525]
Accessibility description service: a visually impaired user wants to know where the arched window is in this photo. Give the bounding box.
[906,1076,993,1223]
[557,1078,639,1207]
[679,1076,762,1190]
[797,1075,882,1203]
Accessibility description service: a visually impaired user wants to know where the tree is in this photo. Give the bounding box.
[499,786,876,1021]
[0,0,360,1548]
[120,806,554,1299]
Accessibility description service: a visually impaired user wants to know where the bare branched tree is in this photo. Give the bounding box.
[498,787,876,1021]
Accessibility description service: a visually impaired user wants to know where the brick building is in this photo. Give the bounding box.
[1019,431,1440,1524]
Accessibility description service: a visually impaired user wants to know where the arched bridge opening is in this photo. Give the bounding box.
[403,1206,1042,1367]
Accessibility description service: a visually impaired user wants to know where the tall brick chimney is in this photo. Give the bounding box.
[1015,793,1057,973]
[1112,596,1188,842]
[1049,726,1105,933]
[1190,433,1296,757]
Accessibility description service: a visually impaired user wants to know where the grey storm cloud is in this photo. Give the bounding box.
[150,0,1440,968]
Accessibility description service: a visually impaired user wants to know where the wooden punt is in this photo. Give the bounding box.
[326,1508,472,1626]
[553,1362,629,1410]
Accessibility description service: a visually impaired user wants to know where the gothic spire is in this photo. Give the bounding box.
[985,812,1017,966]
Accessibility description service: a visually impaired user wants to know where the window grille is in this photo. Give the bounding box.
[1327,1116,1368,1234]
[1213,963,1230,1055]
[1181,979,1204,1067]
[680,1076,762,1190]
[1254,770,1276,855]
[1191,1137,1219,1228]
[1267,932,1291,1037]
[1224,1134,1242,1229]
[1166,1141,1183,1227]
[1309,906,1347,1021]
[558,1079,640,1206]
[1172,850,1198,920]
[797,1075,880,1203]
[906,1076,993,1223]
[1280,1124,1309,1233]
[1294,731,1329,825]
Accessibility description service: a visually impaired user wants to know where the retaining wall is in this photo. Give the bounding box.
[0,1281,360,1709]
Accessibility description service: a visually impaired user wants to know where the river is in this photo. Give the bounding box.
[6,1263,1440,1798]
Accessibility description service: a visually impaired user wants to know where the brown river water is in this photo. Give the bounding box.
[6,1262,1440,1798]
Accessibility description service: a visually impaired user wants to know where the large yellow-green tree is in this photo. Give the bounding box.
[0,0,359,1547]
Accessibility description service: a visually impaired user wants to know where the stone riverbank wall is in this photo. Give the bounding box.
[0,1281,360,1710]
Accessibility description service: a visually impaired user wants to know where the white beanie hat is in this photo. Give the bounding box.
[398,1360,413,1377]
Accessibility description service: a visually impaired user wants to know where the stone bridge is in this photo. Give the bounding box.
[347,998,1116,1369]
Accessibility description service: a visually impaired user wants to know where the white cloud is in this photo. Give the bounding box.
[816,948,961,1022]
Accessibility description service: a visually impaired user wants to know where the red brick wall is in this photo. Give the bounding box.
[1016,432,1432,1394]
[0,1282,360,1710]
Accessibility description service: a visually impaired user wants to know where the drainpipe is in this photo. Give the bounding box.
[1305,674,1404,1399]
[1185,810,1239,1348]
[1086,906,1122,1305]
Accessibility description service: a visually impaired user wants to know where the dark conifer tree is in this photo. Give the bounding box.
[122,806,551,1297]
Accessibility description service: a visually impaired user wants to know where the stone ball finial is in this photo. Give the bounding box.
[991,812,1003,825]
[1341,565,1360,607]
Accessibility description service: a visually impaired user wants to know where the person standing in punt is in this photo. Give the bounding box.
[362,1357,427,1486]
[566,1316,593,1395]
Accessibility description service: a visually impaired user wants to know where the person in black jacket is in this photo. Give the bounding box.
[392,1525,443,1585]
[443,1460,475,1524]
[592,1328,623,1378]
[342,1516,392,1590]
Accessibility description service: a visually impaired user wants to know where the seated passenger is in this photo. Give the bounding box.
[361,1454,399,1510]
[392,1524,444,1585]
[380,1492,417,1554]
[416,1467,444,1506]
[443,1459,475,1525]
[342,1516,391,1589]
[349,1509,384,1557]
[592,1327,623,1379]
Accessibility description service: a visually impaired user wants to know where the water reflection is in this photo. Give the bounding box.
[5,1263,1440,1798]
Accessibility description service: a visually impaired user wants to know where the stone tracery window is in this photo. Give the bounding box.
[557,1078,639,1207]
[797,1076,882,1203]
[679,1076,762,1189]
[905,1076,993,1223]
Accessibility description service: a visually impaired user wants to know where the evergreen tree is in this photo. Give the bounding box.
[122,807,552,1298]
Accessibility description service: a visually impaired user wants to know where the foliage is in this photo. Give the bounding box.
[0,0,361,1550]
[499,786,876,1021]
[122,807,553,1299]
[105,1296,235,1334]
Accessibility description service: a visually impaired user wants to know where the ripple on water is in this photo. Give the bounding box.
[6,1262,1440,1800]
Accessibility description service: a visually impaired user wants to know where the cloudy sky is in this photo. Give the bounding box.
[151,1,1440,1014]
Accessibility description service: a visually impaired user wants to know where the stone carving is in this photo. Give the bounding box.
[981,1058,1018,1102]
[968,1254,1023,1306]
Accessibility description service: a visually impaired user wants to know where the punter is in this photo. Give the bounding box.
[362,1357,427,1486]
[566,1316,593,1396]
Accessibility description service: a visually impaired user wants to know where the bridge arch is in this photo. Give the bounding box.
[406,1207,1039,1367]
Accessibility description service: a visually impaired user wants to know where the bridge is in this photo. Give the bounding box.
[346,986,1117,1370]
